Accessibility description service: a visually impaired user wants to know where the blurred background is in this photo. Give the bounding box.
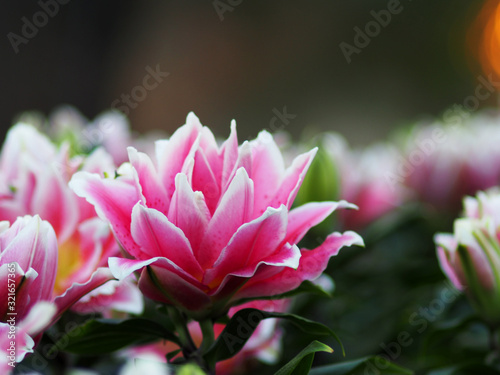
[0,0,497,145]
[4,2,500,373]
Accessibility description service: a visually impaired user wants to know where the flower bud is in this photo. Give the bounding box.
[435,189,500,327]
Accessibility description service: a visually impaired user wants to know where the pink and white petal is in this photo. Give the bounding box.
[168,174,211,252]
[222,141,253,196]
[54,267,115,319]
[220,120,239,190]
[210,243,300,301]
[92,111,133,166]
[12,165,37,216]
[108,257,160,280]
[199,126,223,182]
[18,301,57,338]
[78,149,117,222]
[0,216,58,302]
[0,218,41,270]
[69,218,119,285]
[0,198,24,226]
[30,166,79,242]
[198,168,254,268]
[435,239,464,291]
[1,216,57,270]
[81,147,116,176]
[155,113,203,197]
[268,148,317,210]
[131,204,203,278]
[249,131,286,217]
[191,149,220,214]
[205,205,288,285]
[235,231,363,299]
[15,268,39,319]
[0,220,10,235]
[0,265,37,320]
[180,151,197,183]
[0,124,56,180]
[128,147,169,214]
[69,172,142,258]
[71,278,144,315]
[286,201,357,244]
[0,322,34,367]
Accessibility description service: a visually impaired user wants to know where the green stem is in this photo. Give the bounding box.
[199,319,215,354]
[169,307,196,356]
[192,319,216,374]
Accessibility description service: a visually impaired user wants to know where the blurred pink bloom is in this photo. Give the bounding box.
[123,299,289,375]
[70,113,363,319]
[0,124,141,316]
[338,141,408,230]
[401,114,500,212]
[435,189,500,326]
[47,105,164,166]
[295,133,408,230]
[0,216,58,373]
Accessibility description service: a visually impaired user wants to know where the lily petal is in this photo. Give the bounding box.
[131,204,203,278]
[69,172,142,258]
[198,168,254,268]
[235,231,363,299]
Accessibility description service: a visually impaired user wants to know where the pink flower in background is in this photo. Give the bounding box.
[70,113,363,319]
[435,189,500,327]
[0,216,58,372]
[294,133,408,230]
[0,123,142,315]
[338,141,408,230]
[402,114,500,213]
[51,107,134,166]
[123,299,289,375]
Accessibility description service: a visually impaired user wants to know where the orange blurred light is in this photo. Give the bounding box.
[472,0,500,84]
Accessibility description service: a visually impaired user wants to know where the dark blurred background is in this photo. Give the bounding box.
[0,0,494,145]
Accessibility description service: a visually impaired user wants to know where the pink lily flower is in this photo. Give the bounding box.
[338,142,409,230]
[0,123,141,316]
[70,113,363,319]
[0,215,58,373]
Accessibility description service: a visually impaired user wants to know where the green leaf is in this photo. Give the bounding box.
[274,341,333,375]
[204,308,342,366]
[52,318,180,355]
[308,356,414,375]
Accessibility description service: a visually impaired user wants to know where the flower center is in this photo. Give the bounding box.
[53,237,82,295]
